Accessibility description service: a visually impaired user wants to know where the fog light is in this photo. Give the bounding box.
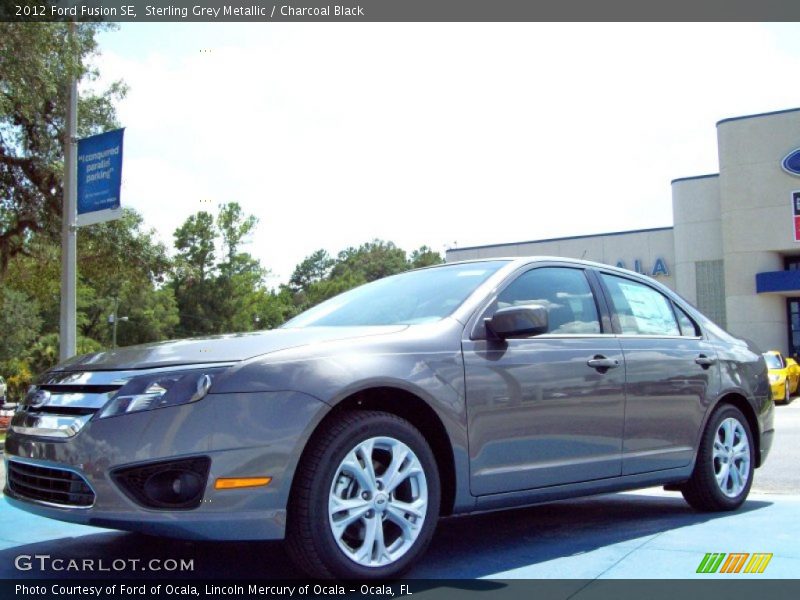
[144,470,204,505]
[112,456,210,510]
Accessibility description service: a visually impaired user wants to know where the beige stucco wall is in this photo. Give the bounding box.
[717,109,800,352]
[671,175,723,306]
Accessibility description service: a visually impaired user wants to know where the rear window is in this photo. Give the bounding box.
[601,274,680,336]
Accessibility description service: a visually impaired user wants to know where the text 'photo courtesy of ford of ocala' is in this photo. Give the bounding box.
[4,258,774,579]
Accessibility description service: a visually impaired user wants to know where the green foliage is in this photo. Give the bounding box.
[285,241,444,314]
[288,249,335,293]
[1,357,32,404]
[0,22,126,273]
[77,209,175,343]
[171,203,273,337]
[331,240,409,283]
[218,202,258,266]
[114,287,179,347]
[253,288,297,330]
[409,245,444,269]
[26,333,102,376]
[0,208,177,394]
[4,239,61,332]
[173,211,216,282]
[0,288,42,364]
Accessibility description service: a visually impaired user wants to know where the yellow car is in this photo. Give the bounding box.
[763,350,800,403]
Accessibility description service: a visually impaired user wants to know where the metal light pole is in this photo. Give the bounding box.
[59,21,78,361]
[109,297,129,349]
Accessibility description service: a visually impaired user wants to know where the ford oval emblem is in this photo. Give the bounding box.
[782,148,800,176]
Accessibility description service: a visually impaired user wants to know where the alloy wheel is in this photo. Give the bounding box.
[712,417,751,498]
[328,436,428,568]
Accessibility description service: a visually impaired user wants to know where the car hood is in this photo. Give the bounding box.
[55,326,408,372]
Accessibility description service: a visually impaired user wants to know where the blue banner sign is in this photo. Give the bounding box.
[76,128,124,225]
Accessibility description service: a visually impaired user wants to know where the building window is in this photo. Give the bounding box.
[696,260,726,329]
[784,256,800,271]
[787,298,800,358]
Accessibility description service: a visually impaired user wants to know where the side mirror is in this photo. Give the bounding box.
[485,304,549,340]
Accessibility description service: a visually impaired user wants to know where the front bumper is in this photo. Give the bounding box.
[3,390,328,540]
[769,378,787,401]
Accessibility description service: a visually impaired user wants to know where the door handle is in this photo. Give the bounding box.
[695,354,716,368]
[587,355,620,371]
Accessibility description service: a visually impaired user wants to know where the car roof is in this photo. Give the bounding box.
[444,255,655,280]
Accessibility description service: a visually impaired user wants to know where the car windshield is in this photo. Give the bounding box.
[763,353,783,369]
[284,261,507,327]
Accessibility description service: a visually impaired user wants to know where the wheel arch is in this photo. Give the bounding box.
[713,392,762,467]
[289,385,458,516]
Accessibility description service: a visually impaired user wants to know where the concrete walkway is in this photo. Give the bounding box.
[0,489,797,579]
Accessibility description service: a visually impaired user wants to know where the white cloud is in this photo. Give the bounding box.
[92,23,800,281]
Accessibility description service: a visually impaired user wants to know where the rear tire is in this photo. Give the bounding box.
[286,411,440,579]
[681,404,754,512]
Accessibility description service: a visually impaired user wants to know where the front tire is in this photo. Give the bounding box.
[287,411,440,579]
[681,404,754,512]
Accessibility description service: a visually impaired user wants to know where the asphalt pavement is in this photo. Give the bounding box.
[0,400,798,580]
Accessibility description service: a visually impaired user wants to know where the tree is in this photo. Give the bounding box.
[331,240,409,283]
[3,208,178,346]
[26,333,102,376]
[173,211,216,282]
[217,202,257,266]
[3,238,61,333]
[114,287,179,347]
[170,203,275,337]
[409,245,444,269]
[0,23,126,274]
[284,240,444,314]
[288,249,335,293]
[77,210,175,342]
[0,288,42,364]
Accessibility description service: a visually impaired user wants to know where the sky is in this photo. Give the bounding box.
[92,23,800,285]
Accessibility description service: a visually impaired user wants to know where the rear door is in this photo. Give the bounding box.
[596,271,720,475]
[463,264,626,495]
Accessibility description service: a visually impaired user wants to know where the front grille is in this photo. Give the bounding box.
[8,461,95,507]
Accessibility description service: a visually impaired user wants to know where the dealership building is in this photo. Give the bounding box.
[446,107,800,356]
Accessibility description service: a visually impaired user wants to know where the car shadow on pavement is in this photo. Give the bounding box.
[415,492,771,578]
[0,492,771,579]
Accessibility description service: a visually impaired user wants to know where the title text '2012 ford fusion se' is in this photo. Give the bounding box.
[5,258,774,578]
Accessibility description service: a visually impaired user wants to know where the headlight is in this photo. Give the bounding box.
[768,373,781,384]
[98,368,223,419]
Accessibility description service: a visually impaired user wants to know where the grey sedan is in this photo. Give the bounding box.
[4,258,774,578]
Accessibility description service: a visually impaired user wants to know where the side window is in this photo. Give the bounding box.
[496,267,601,334]
[601,274,680,336]
[674,304,700,337]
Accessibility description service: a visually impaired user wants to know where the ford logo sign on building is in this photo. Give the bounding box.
[782,148,800,176]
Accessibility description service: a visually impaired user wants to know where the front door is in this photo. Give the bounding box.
[464,266,626,496]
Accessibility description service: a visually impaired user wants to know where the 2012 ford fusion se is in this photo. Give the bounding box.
[5,258,774,578]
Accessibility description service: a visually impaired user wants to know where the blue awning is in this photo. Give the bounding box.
[756,270,800,294]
